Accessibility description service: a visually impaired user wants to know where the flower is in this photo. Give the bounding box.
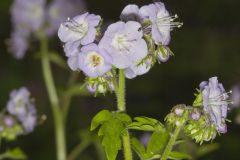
[232,85,240,107]
[7,87,37,133]
[8,31,29,59]
[99,21,148,69]
[78,43,112,78]
[120,4,143,22]
[58,12,101,45]
[199,77,232,133]
[10,0,45,31]
[64,41,81,71]
[46,0,86,36]
[156,47,170,63]
[124,58,151,79]
[4,116,15,128]
[139,2,182,45]
[140,133,151,147]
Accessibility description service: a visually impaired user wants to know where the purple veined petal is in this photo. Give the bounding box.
[58,22,86,43]
[124,67,137,79]
[67,55,79,71]
[58,12,101,44]
[125,21,143,40]
[86,14,101,27]
[99,21,148,69]
[124,59,151,79]
[81,27,97,45]
[199,81,208,91]
[64,41,81,57]
[120,4,142,22]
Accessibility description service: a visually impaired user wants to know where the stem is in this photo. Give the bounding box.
[40,33,66,160]
[62,72,79,124]
[117,69,132,160]
[67,141,90,160]
[160,124,184,160]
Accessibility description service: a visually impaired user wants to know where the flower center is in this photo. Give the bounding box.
[111,34,132,53]
[86,52,104,68]
[156,14,183,31]
[29,4,43,20]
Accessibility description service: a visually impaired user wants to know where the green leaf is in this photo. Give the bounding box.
[48,51,68,69]
[131,137,146,160]
[101,118,124,160]
[91,110,112,131]
[127,117,165,132]
[0,148,26,160]
[146,131,170,156]
[115,112,132,125]
[168,151,192,160]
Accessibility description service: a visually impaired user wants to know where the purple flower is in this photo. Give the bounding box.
[140,133,151,147]
[190,110,201,121]
[58,12,101,45]
[8,31,29,59]
[46,0,86,36]
[139,2,182,45]
[124,58,151,79]
[11,0,45,31]
[200,77,231,133]
[99,21,148,69]
[232,85,240,107]
[120,4,143,22]
[64,41,81,71]
[78,43,112,78]
[4,116,15,128]
[7,87,37,133]
[157,47,170,63]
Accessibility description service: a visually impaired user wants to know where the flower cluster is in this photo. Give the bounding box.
[165,77,233,143]
[58,1,182,93]
[188,77,232,143]
[0,87,37,140]
[8,0,86,59]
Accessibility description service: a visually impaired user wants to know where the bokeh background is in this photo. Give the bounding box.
[0,0,240,159]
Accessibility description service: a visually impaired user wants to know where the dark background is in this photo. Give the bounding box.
[0,0,240,159]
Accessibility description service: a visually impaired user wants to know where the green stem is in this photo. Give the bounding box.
[67,141,90,160]
[160,124,184,160]
[117,69,132,160]
[40,34,66,160]
[62,72,79,124]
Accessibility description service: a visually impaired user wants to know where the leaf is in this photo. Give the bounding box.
[101,118,124,160]
[131,137,146,160]
[0,148,26,160]
[146,131,170,156]
[115,112,132,125]
[174,139,186,145]
[48,51,68,69]
[91,110,112,131]
[168,151,192,160]
[127,117,165,132]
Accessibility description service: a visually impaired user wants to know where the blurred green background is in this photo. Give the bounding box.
[0,0,240,159]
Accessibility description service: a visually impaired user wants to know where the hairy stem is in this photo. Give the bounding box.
[117,69,132,160]
[160,124,184,160]
[40,33,66,160]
